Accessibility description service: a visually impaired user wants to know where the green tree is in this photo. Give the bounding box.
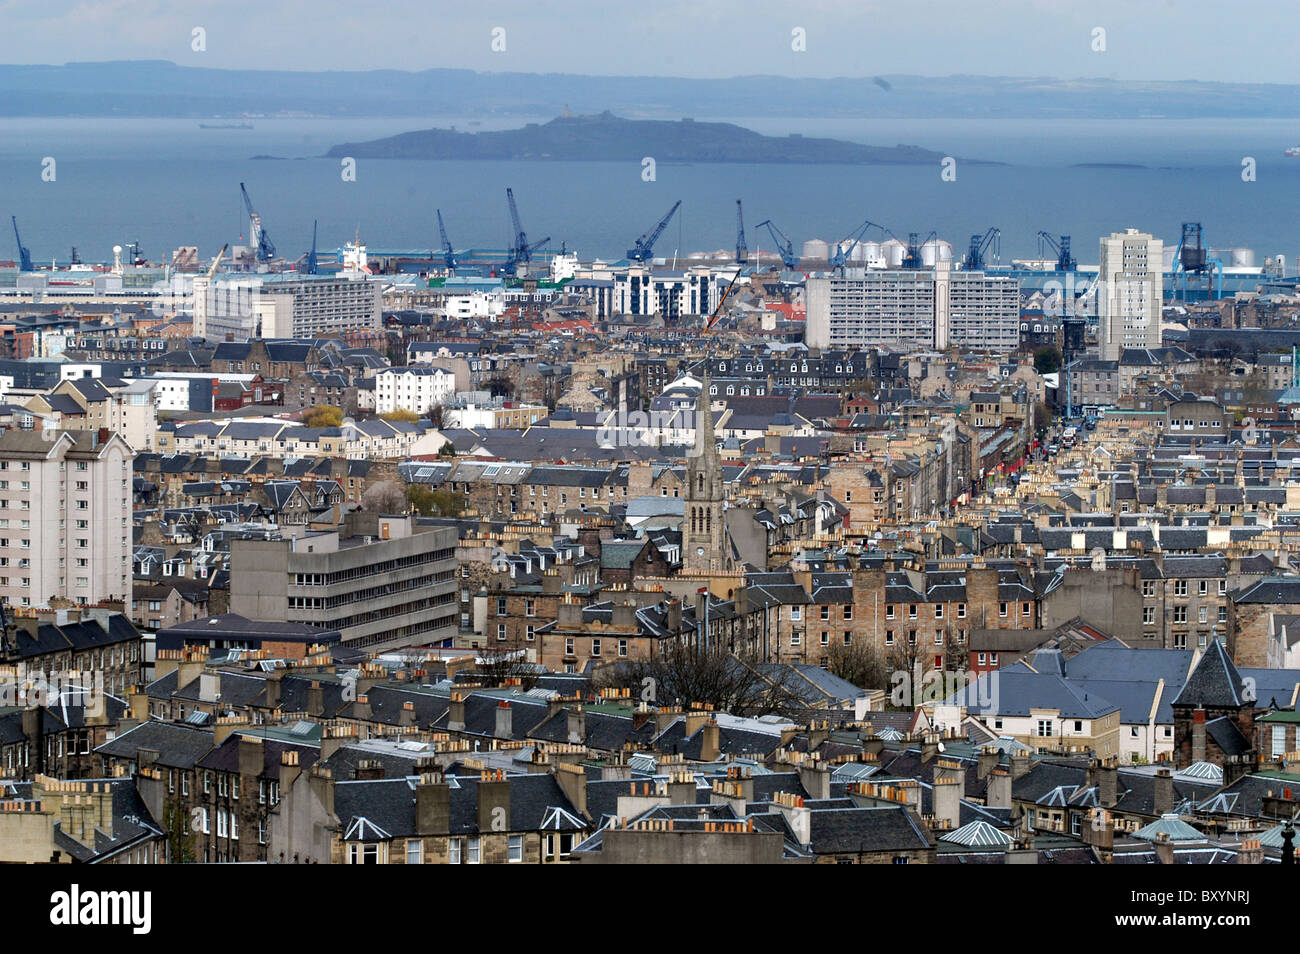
[1033,346,1062,375]
[406,484,463,517]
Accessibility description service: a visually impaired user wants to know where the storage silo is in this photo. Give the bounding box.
[802,239,829,262]
[882,238,906,267]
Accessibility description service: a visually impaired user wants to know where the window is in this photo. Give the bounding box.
[977,652,986,666]
[1199,580,1208,596]
[819,631,829,647]
[1143,607,1155,625]
[1173,607,1187,624]
[1021,602,1031,617]
[842,605,852,621]
[449,838,462,864]
[467,836,481,864]
[790,606,802,621]
[497,598,507,616]
[592,638,602,657]
[934,604,943,619]
[908,604,918,620]
[407,840,423,865]
[1036,720,1054,737]
[618,639,628,657]
[999,602,1008,618]
[1174,580,1187,597]
[565,637,575,656]
[497,624,506,641]
[1142,581,1156,598]
[885,630,894,646]
[508,835,524,862]
[820,605,830,621]
[957,603,966,619]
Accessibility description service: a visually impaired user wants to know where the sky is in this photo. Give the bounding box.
[0,0,1296,83]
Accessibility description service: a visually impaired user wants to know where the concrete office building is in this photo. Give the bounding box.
[1098,228,1164,361]
[805,262,1019,352]
[193,274,381,341]
[229,513,457,653]
[0,427,135,614]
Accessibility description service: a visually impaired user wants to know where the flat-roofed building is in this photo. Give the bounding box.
[229,513,457,653]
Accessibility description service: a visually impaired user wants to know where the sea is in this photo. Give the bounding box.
[1,115,1298,268]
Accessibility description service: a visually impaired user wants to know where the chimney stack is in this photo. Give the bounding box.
[477,770,510,833]
[494,701,513,740]
[933,777,961,830]
[1153,768,1173,817]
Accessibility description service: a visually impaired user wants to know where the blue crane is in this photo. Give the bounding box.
[901,231,936,269]
[504,188,549,273]
[239,182,276,261]
[1035,231,1076,272]
[830,217,888,269]
[965,227,1000,270]
[11,217,31,272]
[734,199,748,265]
[1169,221,1223,301]
[756,219,799,270]
[627,200,681,264]
[304,220,319,275]
[436,209,458,271]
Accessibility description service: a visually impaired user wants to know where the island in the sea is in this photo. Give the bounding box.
[324,111,983,164]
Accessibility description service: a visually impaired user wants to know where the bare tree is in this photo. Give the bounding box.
[825,641,889,691]
[476,642,539,691]
[361,480,407,513]
[594,642,803,719]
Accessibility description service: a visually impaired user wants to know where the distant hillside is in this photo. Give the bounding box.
[324,112,959,163]
[3,61,1300,119]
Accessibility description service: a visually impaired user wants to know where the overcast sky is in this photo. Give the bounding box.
[1,0,1296,83]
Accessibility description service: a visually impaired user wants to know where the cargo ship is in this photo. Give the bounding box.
[200,122,254,130]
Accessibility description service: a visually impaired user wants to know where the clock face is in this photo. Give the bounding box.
[697,547,705,556]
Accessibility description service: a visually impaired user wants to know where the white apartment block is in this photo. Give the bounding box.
[375,367,457,416]
[1098,228,1164,361]
[806,263,1020,352]
[0,427,134,614]
[612,266,731,319]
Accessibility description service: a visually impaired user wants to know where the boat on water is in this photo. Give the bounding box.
[200,122,254,130]
[1286,146,1300,157]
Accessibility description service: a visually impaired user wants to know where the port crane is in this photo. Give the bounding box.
[902,231,937,269]
[11,217,32,272]
[240,182,276,262]
[964,227,1001,270]
[1169,221,1223,301]
[504,188,549,273]
[436,209,458,272]
[627,200,681,264]
[756,220,800,271]
[303,221,319,275]
[734,200,748,265]
[1035,231,1076,272]
[830,218,888,270]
